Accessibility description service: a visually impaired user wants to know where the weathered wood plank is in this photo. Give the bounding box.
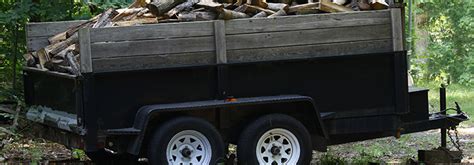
[390,8,403,51]
[90,36,215,59]
[226,24,392,50]
[92,51,215,72]
[27,36,49,52]
[79,28,93,73]
[214,20,227,64]
[225,9,390,34]
[27,20,87,38]
[89,21,214,43]
[227,39,393,63]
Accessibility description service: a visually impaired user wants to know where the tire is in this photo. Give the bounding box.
[147,116,225,165]
[237,114,312,165]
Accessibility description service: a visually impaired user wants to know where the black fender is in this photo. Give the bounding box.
[119,95,328,155]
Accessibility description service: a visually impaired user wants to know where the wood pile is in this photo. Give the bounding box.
[23,0,390,75]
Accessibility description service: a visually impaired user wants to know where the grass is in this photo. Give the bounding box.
[414,81,474,127]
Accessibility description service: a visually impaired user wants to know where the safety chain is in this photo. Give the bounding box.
[440,126,464,161]
[447,127,462,152]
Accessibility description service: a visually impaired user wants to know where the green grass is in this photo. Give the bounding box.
[414,81,474,127]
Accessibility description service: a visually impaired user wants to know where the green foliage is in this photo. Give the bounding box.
[410,0,474,86]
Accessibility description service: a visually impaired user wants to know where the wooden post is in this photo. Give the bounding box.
[214,20,227,64]
[79,28,92,73]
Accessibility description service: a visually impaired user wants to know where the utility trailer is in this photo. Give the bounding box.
[23,8,467,164]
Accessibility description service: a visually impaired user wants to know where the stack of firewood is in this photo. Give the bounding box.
[23,0,389,75]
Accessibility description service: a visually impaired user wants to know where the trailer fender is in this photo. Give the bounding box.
[124,95,328,155]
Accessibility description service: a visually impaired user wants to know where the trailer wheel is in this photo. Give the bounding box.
[147,117,225,165]
[238,114,312,165]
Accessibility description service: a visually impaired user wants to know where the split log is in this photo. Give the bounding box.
[129,0,148,8]
[147,0,187,16]
[46,33,79,56]
[242,4,276,15]
[65,19,96,37]
[332,0,346,5]
[93,8,119,28]
[53,44,76,59]
[49,17,96,44]
[137,8,150,17]
[320,0,352,12]
[113,8,144,21]
[44,59,68,72]
[65,51,81,76]
[252,11,267,17]
[369,0,388,9]
[267,9,286,18]
[233,5,248,12]
[23,53,36,67]
[178,11,217,21]
[142,13,156,18]
[197,1,225,13]
[288,2,319,13]
[246,0,268,8]
[234,0,245,6]
[48,32,66,44]
[267,3,289,12]
[36,49,50,69]
[219,9,250,20]
[115,18,158,26]
[167,1,197,17]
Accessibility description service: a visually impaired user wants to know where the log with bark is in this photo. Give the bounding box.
[242,4,276,15]
[93,8,119,28]
[197,1,225,13]
[147,0,187,16]
[167,1,197,17]
[178,11,218,21]
[219,9,250,19]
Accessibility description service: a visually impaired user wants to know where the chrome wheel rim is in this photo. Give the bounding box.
[256,128,300,165]
[166,130,212,164]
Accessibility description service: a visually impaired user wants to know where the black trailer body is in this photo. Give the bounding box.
[23,8,467,163]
